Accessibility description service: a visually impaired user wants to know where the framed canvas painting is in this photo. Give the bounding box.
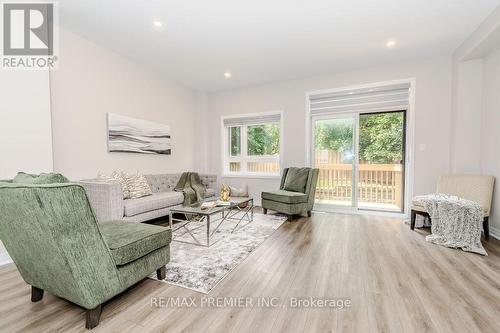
[107,113,171,155]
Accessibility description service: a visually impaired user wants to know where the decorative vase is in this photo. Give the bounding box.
[220,184,231,202]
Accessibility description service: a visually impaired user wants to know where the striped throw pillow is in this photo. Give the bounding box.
[126,173,153,199]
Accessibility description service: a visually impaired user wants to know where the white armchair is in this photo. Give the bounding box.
[411,174,495,239]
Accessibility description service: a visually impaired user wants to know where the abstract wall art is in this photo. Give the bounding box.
[107,113,171,155]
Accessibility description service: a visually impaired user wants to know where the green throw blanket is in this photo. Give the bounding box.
[174,172,207,206]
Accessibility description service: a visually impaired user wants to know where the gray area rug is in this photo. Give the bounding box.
[149,211,287,293]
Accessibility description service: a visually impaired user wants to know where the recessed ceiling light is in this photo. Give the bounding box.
[386,40,397,48]
[224,72,232,79]
[153,21,163,28]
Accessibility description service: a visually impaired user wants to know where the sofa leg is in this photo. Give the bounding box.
[484,217,490,240]
[307,211,312,217]
[157,266,166,280]
[86,305,102,330]
[410,209,416,230]
[287,215,293,222]
[31,286,44,302]
[263,208,267,215]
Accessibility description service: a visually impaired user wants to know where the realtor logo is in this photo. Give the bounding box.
[3,3,53,55]
[1,2,58,69]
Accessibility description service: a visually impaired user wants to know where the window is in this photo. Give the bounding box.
[222,112,282,177]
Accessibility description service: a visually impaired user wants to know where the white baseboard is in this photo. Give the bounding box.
[489,226,500,240]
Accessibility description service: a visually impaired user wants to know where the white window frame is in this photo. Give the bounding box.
[221,111,284,178]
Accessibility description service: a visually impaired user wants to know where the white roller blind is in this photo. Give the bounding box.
[309,82,410,115]
[223,112,281,127]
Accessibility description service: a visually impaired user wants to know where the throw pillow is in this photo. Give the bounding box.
[229,185,250,208]
[126,173,153,199]
[97,172,113,182]
[283,167,310,193]
[13,172,69,184]
[229,185,249,197]
[97,171,131,199]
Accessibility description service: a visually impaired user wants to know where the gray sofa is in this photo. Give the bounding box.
[79,174,217,223]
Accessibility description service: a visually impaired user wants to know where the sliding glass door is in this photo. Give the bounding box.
[312,111,406,213]
[313,115,356,208]
[358,111,405,212]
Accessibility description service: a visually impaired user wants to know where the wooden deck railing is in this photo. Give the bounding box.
[229,161,280,173]
[315,150,403,208]
[315,164,403,207]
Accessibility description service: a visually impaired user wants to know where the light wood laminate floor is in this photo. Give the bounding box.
[1,212,500,333]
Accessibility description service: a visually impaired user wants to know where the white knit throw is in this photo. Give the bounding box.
[412,194,486,255]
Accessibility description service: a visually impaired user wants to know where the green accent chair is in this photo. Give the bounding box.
[0,183,171,329]
[261,167,319,220]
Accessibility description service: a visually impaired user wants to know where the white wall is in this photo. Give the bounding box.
[0,71,53,178]
[450,59,483,174]
[481,47,500,232]
[0,70,53,265]
[205,57,453,205]
[450,5,500,175]
[50,29,199,180]
[193,91,210,174]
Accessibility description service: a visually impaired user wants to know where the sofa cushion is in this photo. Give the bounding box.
[262,189,308,204]
[283,167,310,193]
[261,199,307,215]
[123,192,183,217]
[99,220,171,266]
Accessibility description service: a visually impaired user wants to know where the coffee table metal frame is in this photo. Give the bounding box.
[169,198,254,247]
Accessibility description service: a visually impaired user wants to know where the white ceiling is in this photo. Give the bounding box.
[59,0,500,92]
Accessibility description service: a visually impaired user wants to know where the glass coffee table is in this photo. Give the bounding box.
[169,197,254,247]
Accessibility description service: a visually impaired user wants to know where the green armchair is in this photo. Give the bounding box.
[0,183,171,329]
[261,167,319,220]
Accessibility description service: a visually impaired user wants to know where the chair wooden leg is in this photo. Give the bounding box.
[31,286,44,302]
[410,209,416,230]
[483,217,490,240]
[85,304,102,330]
[263,208,267,215]
[157,266,166,280]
